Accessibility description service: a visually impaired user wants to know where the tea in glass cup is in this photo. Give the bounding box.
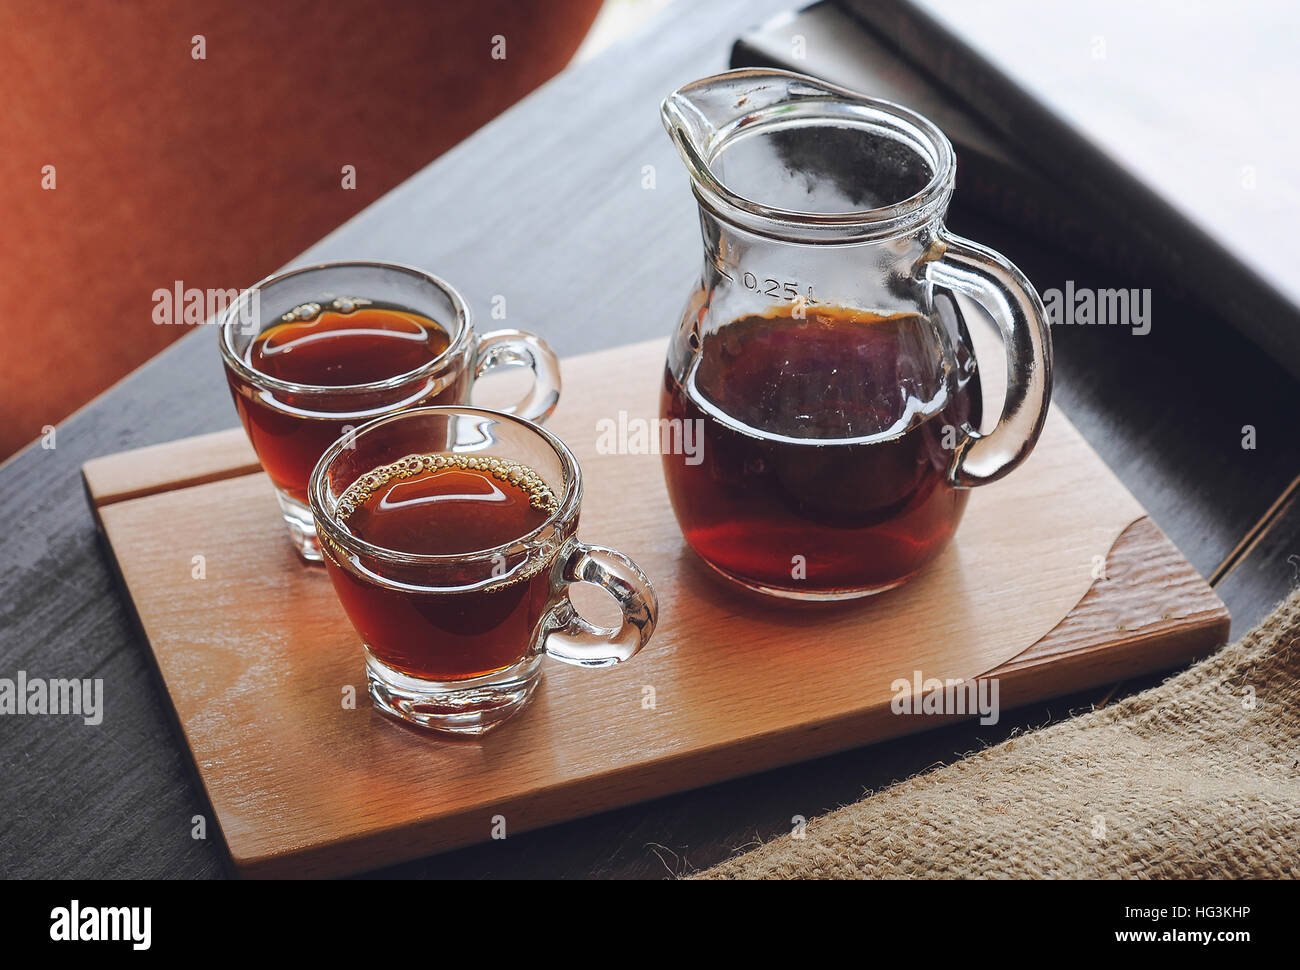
[309,406,658,735]
[219,261,561,562]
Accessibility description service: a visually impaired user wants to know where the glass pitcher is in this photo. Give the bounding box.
[659,69,1052,601]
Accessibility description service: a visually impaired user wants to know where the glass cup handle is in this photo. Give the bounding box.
[540,541,659,668]
[474,329,562,424]
[928,230,1054,487]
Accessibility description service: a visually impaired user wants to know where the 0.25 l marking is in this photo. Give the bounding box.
[741,272,816,304]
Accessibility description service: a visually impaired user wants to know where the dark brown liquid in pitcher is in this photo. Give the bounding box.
[661,307,980,595]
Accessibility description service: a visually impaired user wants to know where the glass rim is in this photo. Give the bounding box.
[308,405,583,568]
[217,260,475,398]
[662,69,956,241]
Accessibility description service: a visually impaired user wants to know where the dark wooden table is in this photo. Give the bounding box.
[2,0,1296,879]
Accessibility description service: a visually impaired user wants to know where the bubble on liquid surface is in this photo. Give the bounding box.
[331,296,373,314]
[281,301,322,323]
[335,452,560,523]
[278,296,373,323]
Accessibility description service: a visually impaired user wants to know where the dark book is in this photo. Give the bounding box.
[841,0,1300,378]
[731,3,1192,301]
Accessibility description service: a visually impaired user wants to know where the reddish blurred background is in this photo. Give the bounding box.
[0,0,604,459]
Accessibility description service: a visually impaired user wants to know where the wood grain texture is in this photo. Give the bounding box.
[84,339,1224,877]
[992,516,1227,679]
[82,428,259,506]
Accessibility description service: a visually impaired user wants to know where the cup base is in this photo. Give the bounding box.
[275,491,323,563]
[365,650,542,736]
[696,555,917,602]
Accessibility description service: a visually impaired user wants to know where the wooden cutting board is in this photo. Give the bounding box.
[82,338,1228,877]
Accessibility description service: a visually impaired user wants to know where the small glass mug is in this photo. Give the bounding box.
[219,261,561,562]
[308,406,658,735]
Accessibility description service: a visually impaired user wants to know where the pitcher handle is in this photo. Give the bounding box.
[928,231,1053,487]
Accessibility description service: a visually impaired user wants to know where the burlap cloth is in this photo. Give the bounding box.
[697,589,1300,879]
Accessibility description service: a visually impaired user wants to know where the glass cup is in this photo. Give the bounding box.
[219,261,561,562]
[308,406,658,735]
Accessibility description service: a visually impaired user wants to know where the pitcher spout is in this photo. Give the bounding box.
[660,68,956,244]
[661,69,821,183]
[661,69,843,162]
